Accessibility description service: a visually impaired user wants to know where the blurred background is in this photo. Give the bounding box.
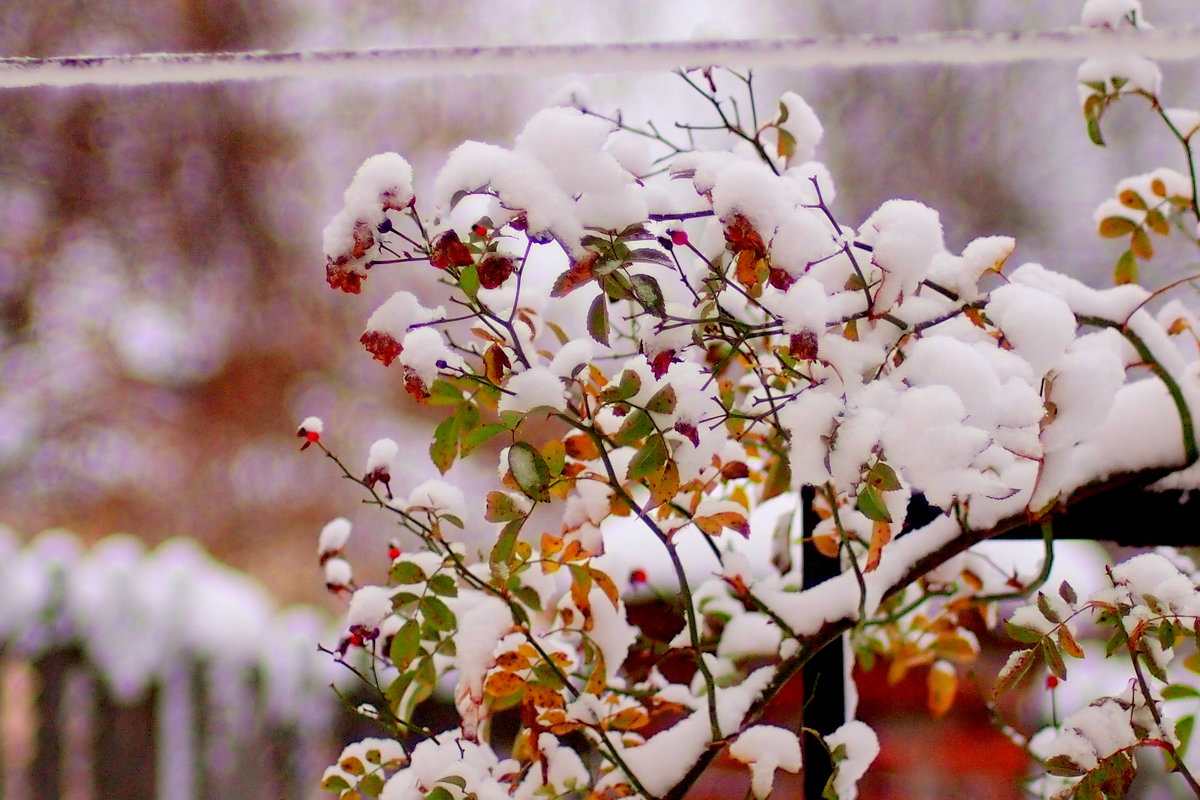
[3,1,1200,798]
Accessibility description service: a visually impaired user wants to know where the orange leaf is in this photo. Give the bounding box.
[484,670,526,698]
[551,251,600,297]
[496,651,531,672]
[693,511,751,538]
[865,519,892,572]
[564,434,600,461]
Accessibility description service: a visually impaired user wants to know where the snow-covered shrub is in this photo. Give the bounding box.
[306,3,1200,797]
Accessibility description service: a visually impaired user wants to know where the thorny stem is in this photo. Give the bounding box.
[1109,577,1200,798]
[571,419,723,743]
[675,69,779,176]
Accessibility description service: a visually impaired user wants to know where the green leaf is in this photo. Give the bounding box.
[587,292,610,346]
[391,561,426,584]
[1177,715,1195,757]
[601,370,642,403]
[1041,638,1067,680]
[777,127,797,162]
[486,491,527,523]
[865,460,901,491]
[425,785,455,800]
[993,647,1038,699]
[508,441,552,502]
[390,620,422,670]
[513,584,543,612]
[428,573,458,597]
[1105,626,1129,657]
[420,595,456,631]
[460,263,480,301]
[455,402,481,441]
[855,485,891,523]
[430,415,458,474]
[613,409,655,446]
[645,384,677,414]
[1004,622,1043,644]
[627,435,668,481]
[1086,112,1106,147]
[1037,592,1060,624]
[461,423,507,457]
[1160,622,1178,650]
[629,274,666,317]
[360,772,385,797]
[490,518,523,568]
[427,379,463,407]
[321,774,351,792]
[1162,684,1200,701]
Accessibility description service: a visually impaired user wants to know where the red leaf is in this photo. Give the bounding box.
[360,330,403,366]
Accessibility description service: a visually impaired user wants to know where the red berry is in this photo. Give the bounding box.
[472,224,487,237]
[306,431,320,443]
[388,544,401,560]
[630,568,647,585]
[1046,675,1060,689]
[670,230,689,247]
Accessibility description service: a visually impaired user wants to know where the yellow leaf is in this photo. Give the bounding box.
[927,662,957,717]
[541,533,564,559]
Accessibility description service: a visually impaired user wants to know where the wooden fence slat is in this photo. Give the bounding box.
[93,678,157,800]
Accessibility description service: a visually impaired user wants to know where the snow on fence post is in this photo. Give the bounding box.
[0,529,344,800]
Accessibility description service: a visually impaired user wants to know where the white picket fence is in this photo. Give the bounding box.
[0,529,351,800]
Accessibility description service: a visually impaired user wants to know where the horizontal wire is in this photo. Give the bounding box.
[1,26,1199,90]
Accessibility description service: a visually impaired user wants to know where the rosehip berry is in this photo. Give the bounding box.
[388,544,401,560]
[630,568,648,585]
[670,229,689,247]
[1046,675,1060,689]
[472,224,487,237]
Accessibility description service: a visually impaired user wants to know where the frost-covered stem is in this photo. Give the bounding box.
[582,108,688,159]
[976,520,1055,602]
[1078,315,1199,465]
[1111,588,1200,798]
[675,69,779,176]
[572,419,722,741]
[806,177,874,315]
